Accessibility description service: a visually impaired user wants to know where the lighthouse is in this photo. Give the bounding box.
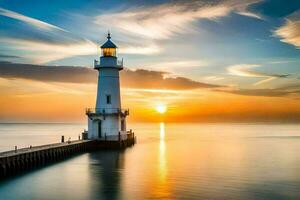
[86,33,129,140]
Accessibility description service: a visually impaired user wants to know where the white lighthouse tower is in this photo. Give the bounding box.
[86,33,129,140]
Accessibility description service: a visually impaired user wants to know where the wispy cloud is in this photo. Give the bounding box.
[119,43,161,55]
[0,7,163,62]
[0,54,20,58]
[231,0,263,19]
[204,76,224,81]
[0,1,264,63]
[94,0,262,40]
[274,11,300,48]
[218,86,300,97]
[0,7,65,32]
[228,64,261,77]
[0,7,102,63]
[0,38,97,63]
[142,60,209,72]
[236,11,262,19]
[228,64,289,85]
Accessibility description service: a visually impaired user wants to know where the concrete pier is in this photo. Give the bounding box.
[0,132,136,179]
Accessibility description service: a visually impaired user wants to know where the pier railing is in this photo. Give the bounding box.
[86,108,129,116]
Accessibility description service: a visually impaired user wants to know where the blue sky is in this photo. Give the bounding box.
[0,0,299,89]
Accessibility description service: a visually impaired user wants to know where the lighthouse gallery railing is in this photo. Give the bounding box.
[86,108,129,115]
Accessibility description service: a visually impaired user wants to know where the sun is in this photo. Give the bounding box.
[156,104,167,114]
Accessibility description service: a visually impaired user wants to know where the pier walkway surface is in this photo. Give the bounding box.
[0,132,136,179]
[0,140,90,157]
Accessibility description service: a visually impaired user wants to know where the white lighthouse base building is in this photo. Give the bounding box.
[86,109,129,140]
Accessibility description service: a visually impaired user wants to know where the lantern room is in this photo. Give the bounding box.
[101,33,117,57]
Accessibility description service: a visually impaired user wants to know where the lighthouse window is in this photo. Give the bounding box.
[102,48,116,57]
[106,95,111,104]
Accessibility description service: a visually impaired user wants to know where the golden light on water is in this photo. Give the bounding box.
[159,122,166,180]
[156,104,167,114]
[160,122,165,140]
[157,122,169,197]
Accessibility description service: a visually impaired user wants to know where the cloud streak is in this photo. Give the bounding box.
[274,11,300,48]
[0,7,65,32]
[219,86,300,97]
[142,60,209,72]
[0,38,97,64]
[0,54,20,58]
[119,43,161,55]
[228,64,289,85]
[219,88,300,97]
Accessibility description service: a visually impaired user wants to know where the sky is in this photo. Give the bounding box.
[0,0,299,122]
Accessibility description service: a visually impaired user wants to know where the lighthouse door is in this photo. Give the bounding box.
[98,120,102,138]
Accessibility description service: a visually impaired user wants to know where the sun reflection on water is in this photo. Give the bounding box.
[159,122,166,181]
[159,122,166,180]
[160,122,165,141]
[155,122,170,198]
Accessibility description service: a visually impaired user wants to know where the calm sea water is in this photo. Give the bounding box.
[0,123,300,200]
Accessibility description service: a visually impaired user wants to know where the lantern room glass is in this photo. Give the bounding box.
[102,48,116,57]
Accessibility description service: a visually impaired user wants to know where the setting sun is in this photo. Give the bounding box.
[156,104,167,114]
